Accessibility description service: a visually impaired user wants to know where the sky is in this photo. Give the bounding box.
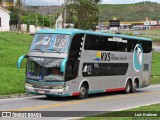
[23,0,160,6]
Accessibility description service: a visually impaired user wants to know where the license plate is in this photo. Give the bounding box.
[38,90,45,94]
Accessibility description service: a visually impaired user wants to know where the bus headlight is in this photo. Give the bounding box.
[25,83,33,87]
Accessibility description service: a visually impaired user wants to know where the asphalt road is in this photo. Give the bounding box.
[153,46,160,52]
[0,85,160,119]
[0,47,158,120]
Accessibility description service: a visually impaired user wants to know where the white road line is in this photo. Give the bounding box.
[0,95,45,102]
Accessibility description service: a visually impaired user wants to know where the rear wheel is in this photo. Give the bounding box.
[124,81,132,94]
[131,81,138,93]
[78,84,88,99]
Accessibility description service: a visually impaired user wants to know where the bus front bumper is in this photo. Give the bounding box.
[25,85,70,97]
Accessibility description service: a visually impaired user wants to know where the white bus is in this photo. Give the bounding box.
[17,29,152,99]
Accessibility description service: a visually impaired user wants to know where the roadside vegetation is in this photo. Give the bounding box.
[152,52,160,84]
[0,32,33,95]
[0,32,159,95]
[83,103,160,120]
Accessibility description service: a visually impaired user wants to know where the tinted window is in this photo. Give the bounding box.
[142,41,152,53]
[66,34,84,81]
[132,40,152,53]
[84,34,98,50]
[84,34,152,53]
[84,34,128,52]
[82,63,128,77]
[69,34,84,59]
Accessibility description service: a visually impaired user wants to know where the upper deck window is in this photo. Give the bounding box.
[30,34,70,53]
[84,34,152,53]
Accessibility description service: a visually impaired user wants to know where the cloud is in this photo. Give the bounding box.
[25,0,63,5]
[101,0,160,4]
[24,0,160,5]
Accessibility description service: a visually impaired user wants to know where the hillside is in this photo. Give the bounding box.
[20,3,160,23]
[98,4,160,22]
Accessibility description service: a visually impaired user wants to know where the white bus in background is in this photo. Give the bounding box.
[17,29,152,99]
[131,25,150,30]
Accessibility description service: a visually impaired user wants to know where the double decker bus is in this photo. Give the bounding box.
[17,29,152,99]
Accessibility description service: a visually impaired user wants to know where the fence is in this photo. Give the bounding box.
[10,24,50,34]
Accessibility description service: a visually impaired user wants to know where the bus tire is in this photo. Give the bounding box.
[131,80,138,93]
[78,84,88,99]
[124,80,131,94]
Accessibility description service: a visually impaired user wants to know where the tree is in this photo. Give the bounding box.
[15,0,23,31]
[66,0,101,30]
[0,0,2,6]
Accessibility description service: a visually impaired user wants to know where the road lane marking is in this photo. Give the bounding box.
[7,91,160,111]
[0,96,44,102]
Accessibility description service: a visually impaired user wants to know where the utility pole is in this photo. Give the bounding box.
[43,12,44,27]
[50,9,52,28]
[64,0,67,25]
[62,0,67,29]
[35,13,38,27]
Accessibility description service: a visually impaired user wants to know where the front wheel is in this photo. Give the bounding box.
[78,84,88,99]
[124,81,131,94]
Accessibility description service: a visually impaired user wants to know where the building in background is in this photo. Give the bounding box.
[0,6,11,31]
[55,14,63,29]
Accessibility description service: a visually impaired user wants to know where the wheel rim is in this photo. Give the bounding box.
[126,83,130,93]
[133,82,137,91]
[80,87,86,96]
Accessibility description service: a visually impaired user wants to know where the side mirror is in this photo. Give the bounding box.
[17,55,28,69]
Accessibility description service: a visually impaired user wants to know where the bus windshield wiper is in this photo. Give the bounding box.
[31,49,44,53]
[47,48,61,54]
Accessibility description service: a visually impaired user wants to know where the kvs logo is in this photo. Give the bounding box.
[94,51,112,61]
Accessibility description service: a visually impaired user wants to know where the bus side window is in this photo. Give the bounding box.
[127,39,133,52]
[142,41,152,53]
[97,36,107,51]
[66,34,84,81]
[84,34,98,50]
[69,34,84,59]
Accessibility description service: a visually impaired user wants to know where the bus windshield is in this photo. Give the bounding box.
[27,57,64,81]
[30,34,70,53]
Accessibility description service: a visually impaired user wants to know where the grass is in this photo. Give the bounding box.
[0,32,33,95]
[0,32,159,95]
[151,52,160,84]
[83,104,160,120]
[152,52,160,76]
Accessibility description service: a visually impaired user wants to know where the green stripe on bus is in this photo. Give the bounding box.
[88,90,103,94]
